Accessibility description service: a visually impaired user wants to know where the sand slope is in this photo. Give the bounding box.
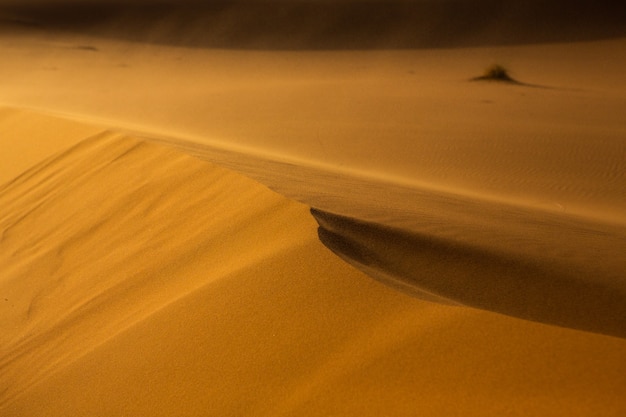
[313,208,626,338]
[1,1,626,414]
[0,108,104,184]
[2,110,626,416]
[0,125,325,407]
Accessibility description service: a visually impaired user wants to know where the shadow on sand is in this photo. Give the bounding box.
[312,208,626,339]
[3,1,626,50]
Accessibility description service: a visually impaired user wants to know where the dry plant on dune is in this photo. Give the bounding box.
[471,64,519,83]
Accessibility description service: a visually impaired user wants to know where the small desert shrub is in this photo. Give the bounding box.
[473,64,517,83]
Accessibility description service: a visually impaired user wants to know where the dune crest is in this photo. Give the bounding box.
[0,129,324,408]
[1,110,626,416]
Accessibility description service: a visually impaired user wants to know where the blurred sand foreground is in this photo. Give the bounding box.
[1,2,626,416]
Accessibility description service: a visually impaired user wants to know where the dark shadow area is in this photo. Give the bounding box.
[2,1,626,50]
[311,208,626,339]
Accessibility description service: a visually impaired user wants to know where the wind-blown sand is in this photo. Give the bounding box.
[1,1,625,416]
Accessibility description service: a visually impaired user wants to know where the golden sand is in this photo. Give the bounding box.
[1,2,625,415]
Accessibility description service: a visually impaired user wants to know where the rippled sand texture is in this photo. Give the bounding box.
[1,1,625,416]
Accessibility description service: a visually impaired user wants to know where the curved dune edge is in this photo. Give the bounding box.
[312,208,626,339]
[140,126,626,340]
[2,109,626,416]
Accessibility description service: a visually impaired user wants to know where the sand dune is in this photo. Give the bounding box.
[2,109,626,417]
[1,1,626,415]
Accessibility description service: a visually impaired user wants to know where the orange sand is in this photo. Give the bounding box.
[1,2,625,416]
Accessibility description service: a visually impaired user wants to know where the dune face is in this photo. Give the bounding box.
[2,112,626,417]
[312,208,626,339]
[1,0,626,415]
[0,126,364,413]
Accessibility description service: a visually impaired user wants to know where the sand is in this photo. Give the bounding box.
[1,1,625,416]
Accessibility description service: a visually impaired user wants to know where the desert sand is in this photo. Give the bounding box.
[1,1,625,416]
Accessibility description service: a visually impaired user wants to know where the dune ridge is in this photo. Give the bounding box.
[0,108,105,184]
[148,132,626,338]
[1,108,626,416]
[1,31,624,226]
[0,128,327,408]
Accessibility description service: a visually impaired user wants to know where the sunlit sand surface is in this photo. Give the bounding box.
[1,1,625,415]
